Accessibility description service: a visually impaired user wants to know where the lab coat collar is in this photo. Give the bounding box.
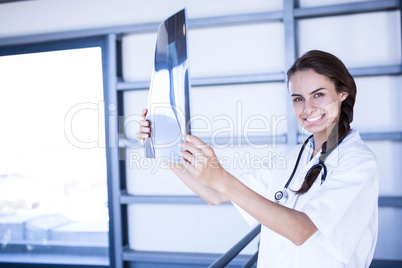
[301,129,360,168]
[319,129,360,169]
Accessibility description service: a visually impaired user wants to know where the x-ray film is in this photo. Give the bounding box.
[144,9,191,163]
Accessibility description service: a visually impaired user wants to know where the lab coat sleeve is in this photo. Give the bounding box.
[301,150,379,263]
[231,168,272,227]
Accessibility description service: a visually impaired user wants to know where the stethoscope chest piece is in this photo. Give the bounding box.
[273,135,330,205]
[274,189,289,204]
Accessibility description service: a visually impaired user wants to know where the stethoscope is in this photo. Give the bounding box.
[274,135,327,204]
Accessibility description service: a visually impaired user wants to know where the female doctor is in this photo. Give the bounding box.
[136,50,379,268]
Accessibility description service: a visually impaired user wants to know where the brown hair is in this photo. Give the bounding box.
[287,50,356,194]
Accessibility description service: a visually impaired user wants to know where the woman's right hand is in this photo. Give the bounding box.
[135,108,152,144]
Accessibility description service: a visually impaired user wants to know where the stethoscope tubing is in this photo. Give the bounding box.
[284,135,313,189]
[275,134,328,204]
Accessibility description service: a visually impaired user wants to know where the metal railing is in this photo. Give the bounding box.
[209,224,261,268]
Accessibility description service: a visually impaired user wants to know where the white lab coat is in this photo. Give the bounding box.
[234,129,379,268]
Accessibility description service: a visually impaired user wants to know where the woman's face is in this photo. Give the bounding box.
[288,69,348,139]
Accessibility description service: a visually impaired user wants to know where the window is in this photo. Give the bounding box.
[0,46,109,266]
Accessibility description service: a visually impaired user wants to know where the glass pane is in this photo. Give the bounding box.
[190,83,288,139]
[122,22,285,82]
[127,204,258,254]
[185,0,283,17]
[0,47,109,265]
[122,33,157,82]
[298,11,401,68]
[353,75,402,133]
[123,89,149,143]
[367,141,402,196]
[189,22,285,77]
[375,207,402,260]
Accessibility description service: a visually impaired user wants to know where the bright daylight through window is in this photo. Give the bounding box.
[0,47,109,265]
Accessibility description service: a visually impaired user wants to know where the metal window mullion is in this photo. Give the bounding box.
[188,11,283,29]
[116,72,286,91]
[104,33,123,268]
[359,132,402,141]
[116,64,402,92]
[283,0,298,145]
[122,250,254,266]
[297,131,402,142]
[191,72,285,86]
[349,65,402,77]
[120,191,402,208]
[378,196,402,208]
[399,0,402,59]
[120,192,210,205]
[119,134,288,149]
[294,0,400,19]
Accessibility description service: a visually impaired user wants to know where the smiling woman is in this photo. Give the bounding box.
[287,50,357,195]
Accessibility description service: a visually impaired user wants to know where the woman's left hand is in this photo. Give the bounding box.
[180,135,228,192]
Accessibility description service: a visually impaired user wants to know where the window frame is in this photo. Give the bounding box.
[0,35,119,268]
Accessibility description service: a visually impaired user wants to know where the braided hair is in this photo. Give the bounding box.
[287,50,357,195]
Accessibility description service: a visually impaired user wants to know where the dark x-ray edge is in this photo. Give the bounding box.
[144,9,191,163]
